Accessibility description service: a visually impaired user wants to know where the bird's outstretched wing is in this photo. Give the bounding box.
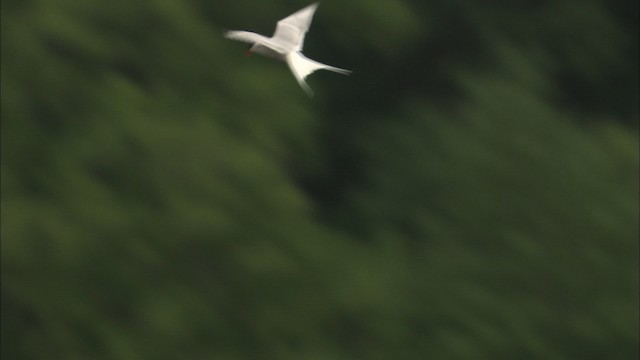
[273,3,319,52]
[224,31,269,44]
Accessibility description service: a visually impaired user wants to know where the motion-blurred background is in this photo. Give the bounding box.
[1,0,638,359]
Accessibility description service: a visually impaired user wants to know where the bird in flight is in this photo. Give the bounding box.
[224,2,351,96]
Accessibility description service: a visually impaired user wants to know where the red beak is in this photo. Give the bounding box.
[244,49,252,57]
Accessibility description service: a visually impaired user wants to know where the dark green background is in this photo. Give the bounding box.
[2,0,638,359]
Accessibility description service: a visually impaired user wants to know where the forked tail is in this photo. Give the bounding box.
[286,52,351,96]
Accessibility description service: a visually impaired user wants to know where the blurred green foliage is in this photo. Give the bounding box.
[1,0,638,359]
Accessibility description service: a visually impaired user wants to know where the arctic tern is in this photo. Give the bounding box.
[224,2,351,96]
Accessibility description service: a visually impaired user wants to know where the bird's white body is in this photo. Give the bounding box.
[224,3,351,96]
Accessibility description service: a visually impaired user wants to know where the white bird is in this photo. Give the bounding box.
[224,2,351,96]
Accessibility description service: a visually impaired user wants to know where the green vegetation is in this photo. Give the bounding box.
[2,0,638,359]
